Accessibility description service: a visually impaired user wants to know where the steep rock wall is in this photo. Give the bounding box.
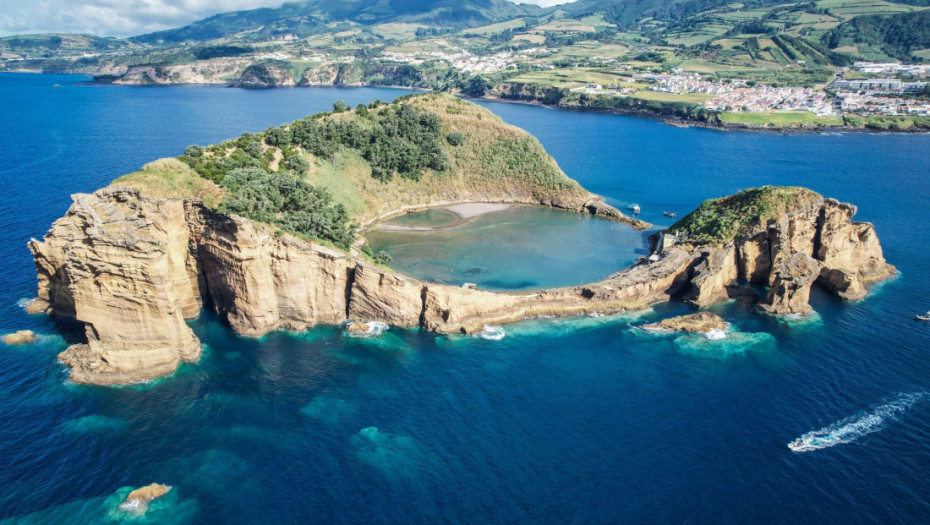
[29,188,894,385]
[28,189,201,385]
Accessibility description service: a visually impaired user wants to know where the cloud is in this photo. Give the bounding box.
[515,0,579,6]
[0,0,582,37]
[0,0,288,37]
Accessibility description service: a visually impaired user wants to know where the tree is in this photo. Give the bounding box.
[184,145,203,158]
[333,100,348,113]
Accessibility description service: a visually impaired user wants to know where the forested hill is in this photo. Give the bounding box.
[131,0,541,45]
[826,9,930,61]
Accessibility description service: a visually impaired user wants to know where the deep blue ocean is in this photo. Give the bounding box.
[2,73,930,524]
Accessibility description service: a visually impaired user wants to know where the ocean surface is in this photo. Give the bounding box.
[2,73,930,524]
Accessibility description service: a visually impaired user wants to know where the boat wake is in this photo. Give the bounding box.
[789,392,927,453]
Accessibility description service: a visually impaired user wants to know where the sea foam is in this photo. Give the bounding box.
[476,325,506,341]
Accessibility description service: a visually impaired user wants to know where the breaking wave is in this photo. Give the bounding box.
[789,392,927,453]
[476,325,506,340]
[343,321,389,338]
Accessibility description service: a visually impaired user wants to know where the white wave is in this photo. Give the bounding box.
[476,325,506,341]
[789,392,927,453]
[344,321,389,338]
[705,328,726,340]
[16,298,31,308]
[118,498,146,515]
[588,311,604,318]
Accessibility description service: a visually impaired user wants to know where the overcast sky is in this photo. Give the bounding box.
[0,0,578,38]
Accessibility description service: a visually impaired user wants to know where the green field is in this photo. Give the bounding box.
[463,19,526,36]
[815,0,923,19]
[720,111,843,126]
[509,68,631,87]
[631,91,714,104]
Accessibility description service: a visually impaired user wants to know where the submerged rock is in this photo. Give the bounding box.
[3,330,35,345]
[642,312,726,334]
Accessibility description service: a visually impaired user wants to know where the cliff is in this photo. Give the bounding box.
[669,187,896,315]
[27,97,893,385]
[29,185,893,385]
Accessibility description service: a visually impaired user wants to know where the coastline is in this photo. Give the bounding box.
[4,69,926,135]
[476,92,930,136]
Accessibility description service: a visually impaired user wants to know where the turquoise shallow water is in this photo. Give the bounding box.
[366,206,649,290]
[2,74,930,523]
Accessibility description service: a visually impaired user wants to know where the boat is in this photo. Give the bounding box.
[788,439,804,452]
[627,204,640,215]
[663,211,677,218]
[917,312,930,321]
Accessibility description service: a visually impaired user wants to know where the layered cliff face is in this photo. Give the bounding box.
[29,185,893,385]
[29,189,202,385]
[29,188,654,384]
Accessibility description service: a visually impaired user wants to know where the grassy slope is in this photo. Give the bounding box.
[670,186,822,245]
[111,158,224,207]
[299,94,587,224]
[108,94,588,226]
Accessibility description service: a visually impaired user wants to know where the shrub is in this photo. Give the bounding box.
[264,126,292,147]
[284,155,309,175]
[446,132,465,146]
[245,141,263,158]
[373,250,393,266]
[184,145,203,157]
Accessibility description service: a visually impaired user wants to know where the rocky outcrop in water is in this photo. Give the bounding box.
[29,186,893,385]
[120,483,171,514]
[669,188,895,316]
[642,312,726,333]
[3,330,35,345]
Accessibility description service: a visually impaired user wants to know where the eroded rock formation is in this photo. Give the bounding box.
[29,187,893,385]
[670,189,895,316]
[642,312,726,334]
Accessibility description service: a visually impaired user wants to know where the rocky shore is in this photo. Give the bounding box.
[28,183,893,385]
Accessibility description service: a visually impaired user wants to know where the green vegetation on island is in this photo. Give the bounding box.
[670,186,822,244]
[110,93,586,253]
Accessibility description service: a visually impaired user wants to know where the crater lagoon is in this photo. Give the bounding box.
[366,205,649,290]
[3,73,930,523]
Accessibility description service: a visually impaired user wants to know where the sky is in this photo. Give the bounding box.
[0,0,579,38]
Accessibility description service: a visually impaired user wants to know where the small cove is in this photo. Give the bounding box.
[365,205,651,291]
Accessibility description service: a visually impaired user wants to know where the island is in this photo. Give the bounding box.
[26,93,895,385]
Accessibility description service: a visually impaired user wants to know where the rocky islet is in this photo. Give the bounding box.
[24,98,894,385]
